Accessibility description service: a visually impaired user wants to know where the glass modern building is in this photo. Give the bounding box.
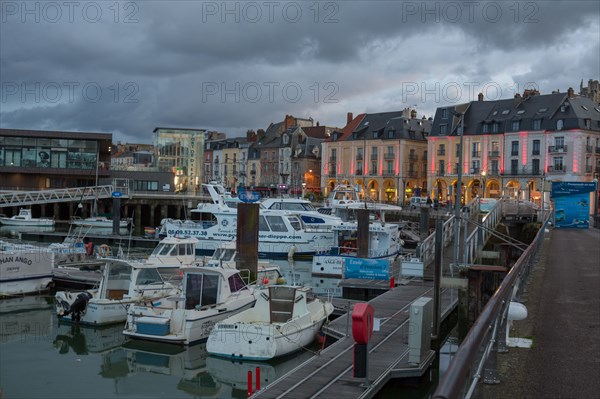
[153,127,206,192]
[0,128,112,190]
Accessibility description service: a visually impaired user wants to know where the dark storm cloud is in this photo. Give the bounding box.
[1,1,598,141]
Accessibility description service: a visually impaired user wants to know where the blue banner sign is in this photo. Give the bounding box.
[551,182,595,229]
[111,191,123,198]
[237,188,260,203]
[344,258,389,280]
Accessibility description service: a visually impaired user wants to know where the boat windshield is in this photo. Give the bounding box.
[135,268,164,285]
[151,243,173,256]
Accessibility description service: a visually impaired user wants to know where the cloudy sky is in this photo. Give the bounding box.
[1,1,598,143]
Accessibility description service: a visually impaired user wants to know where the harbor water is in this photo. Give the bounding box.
[0,228,457,399]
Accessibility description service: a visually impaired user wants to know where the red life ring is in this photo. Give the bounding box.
[341,241,356,253]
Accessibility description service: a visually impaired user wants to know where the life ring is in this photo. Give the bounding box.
[341,241,356,253]
[98,244,111,257]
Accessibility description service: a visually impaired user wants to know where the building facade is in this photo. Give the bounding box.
[322,109,431,204]
[0,128,112,190]
[153,127,206,192]
[428,89,600,205]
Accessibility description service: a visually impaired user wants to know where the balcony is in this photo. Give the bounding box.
[406,171,417,178]
[531,150,540,156]
[548,165,567,174]
[436,170,445,177]
[471,151,481,158]
[382,170,395,177]
[250,170,256,175]
[490,169,500,176]
[548,145,568,153]
[586,145,594,153]
[488,150,500,158]
[437,150,446,156]
[585,165,593,173]
[370,155,378,161]
[355,169,363,176]
[327,171,337,177]
[384,153,396,160]
[356,154,363,160]
[329,157,337,163]
[470,168,481,175]
[408,154,418,161]
[510,151,519,156]
[503,168,542,176]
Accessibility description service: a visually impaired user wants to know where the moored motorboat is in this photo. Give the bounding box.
[0,240,55,297]
[71,215,131,229]
[0,209,55,227]
[55,259,179,325]
[207,285,334,360]
[122,265,256,345]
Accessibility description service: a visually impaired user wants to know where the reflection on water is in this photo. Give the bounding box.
[1,295,326,399]
[0,225,55,238]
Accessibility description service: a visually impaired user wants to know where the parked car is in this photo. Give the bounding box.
[409,196,429,209]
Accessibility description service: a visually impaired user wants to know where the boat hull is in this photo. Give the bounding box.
[207,317,327,360]
[0,218,54,227]
[0,246,55,296]
[123,297,256,345]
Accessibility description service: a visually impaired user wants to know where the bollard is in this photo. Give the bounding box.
[256,367,261,391]
[247,370,253,397]
[389,276,395,289]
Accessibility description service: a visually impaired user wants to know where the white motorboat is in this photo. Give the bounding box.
[55,259,180,325]
[123,265,256,345]
[71,215,131,229]
[311,213,402,277]
[158,183,335,259]
[207,285,334,360]
[0,240,55,297]
[0,209,55,227]
[318,184,404,215]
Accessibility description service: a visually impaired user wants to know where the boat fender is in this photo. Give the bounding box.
[98,244,111,257]
[288,245,297,259]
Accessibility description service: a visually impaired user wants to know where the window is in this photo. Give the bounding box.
[372,131,378,139]
[371,147,378,159]
[585,119,591,129]
[266,215,287,232]
[438,160,445,174]
[556,119,564,130]
[553,157,564,171]
[371,160,377,174]
[511,159,518,174]
[533,119,542,130]
[438,144,446,156]
[532,140,540,155]
[471,160,480,174]
[456,143,460,157]
[442,108,448,119]
[492,123,499,133]
[512,120,520,131]
[532,159,540,175]
[511,141,519,156]
[555,136,564,148]
[440,124,448,135]
[387,146,394,157]
[502,109,510,115]
[386,160,393,173]
[229,273,247,293]
[471,142,480,157]
[258,216,270,231]
[482,123,489,133]
[491,160,499,175]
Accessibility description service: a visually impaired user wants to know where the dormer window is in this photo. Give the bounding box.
[442,108,449,119]
[502,109,510,115]
[517,110,525,114]
[556,119,564,130]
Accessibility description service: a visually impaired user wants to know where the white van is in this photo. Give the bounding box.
[409,196,429,208]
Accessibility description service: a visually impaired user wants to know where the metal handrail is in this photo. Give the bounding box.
[433,215,550,399]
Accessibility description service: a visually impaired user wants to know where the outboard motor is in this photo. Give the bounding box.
[60,292,93,323]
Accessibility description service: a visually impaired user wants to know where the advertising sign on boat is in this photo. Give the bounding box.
[344,258,389,280]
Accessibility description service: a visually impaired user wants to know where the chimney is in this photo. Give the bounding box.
[316,121,320,127]
[514,92,522,106]
[478,92,484,101]
[284,114,295,130]
[567,87,574,97]
[347,112,353,125]
[410,109,417,119]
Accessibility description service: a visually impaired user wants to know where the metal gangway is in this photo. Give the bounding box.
[0,185,118,208]
[412,197,504,271]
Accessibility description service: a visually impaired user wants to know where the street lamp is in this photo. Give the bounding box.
[480,170,487,198]
[450,110,465,271]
